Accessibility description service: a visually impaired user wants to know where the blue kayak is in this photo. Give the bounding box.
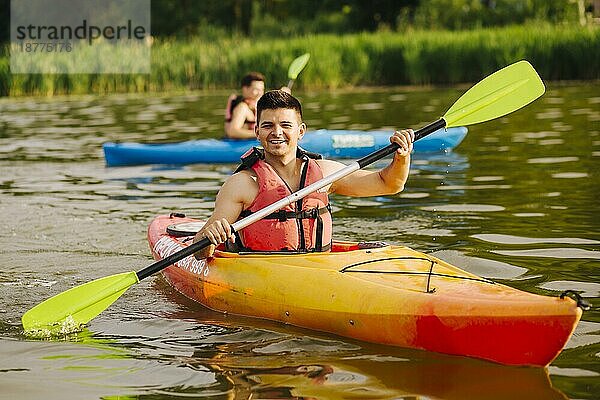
[103,127,467,167]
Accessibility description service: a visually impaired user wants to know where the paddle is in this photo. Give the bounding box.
[22,60,545,332]
[287,53,310,90]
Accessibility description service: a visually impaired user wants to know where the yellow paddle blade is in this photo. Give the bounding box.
[288,53,310,80]
[443,60,545,127]
[22,271,139,333]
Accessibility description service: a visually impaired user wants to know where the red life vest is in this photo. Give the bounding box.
[224,94,256,134]
[233,147,333,252]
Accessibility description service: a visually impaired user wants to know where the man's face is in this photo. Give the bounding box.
[255,108,305,157]
[242,80,265,102]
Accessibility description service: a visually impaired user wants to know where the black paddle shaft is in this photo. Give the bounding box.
[357,119,446,168]
[137,237,212,280]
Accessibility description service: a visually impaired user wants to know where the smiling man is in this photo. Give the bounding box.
[194,90,414,258]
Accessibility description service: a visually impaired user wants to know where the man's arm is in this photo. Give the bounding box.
[193,172,257,259]
[225,103,256,139]
[321,130,414,197]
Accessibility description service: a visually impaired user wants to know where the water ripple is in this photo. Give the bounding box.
[472,234,600,245]
[493,248,600,259]
[552,172,589,179]
[527,156,579,164]
[436,184,512,190]
[0,338,220,398]
[421,204,505,212]
[254,337,360,355]
[548,367,600,378]
[539,281,600,297]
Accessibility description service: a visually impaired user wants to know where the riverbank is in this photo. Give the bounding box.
[1,24,598,96]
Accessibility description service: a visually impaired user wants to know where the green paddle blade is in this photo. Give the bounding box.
[22,271,139,332]
[288,53,310,80]
[443,60,545,127]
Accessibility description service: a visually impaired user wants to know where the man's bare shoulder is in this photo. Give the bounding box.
[220,169,258,204]
[232,100,251,113]
[222,169,256,188]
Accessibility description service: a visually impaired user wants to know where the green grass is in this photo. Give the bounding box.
[2,24,598,97]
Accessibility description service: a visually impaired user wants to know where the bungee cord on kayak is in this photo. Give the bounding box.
[339,256,497,294]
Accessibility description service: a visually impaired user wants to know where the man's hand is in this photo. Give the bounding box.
[390,129,414,159]
[193,218,235,260]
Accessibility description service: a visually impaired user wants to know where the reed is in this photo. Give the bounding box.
[2,24,598,96]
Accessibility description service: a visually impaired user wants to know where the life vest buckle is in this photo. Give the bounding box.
[307,207,320,219]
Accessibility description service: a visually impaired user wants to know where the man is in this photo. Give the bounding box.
[224,72,265,139]
[195,90,414,259]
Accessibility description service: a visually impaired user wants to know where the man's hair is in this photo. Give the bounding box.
[241,72,265,87]
[257,90,303,122]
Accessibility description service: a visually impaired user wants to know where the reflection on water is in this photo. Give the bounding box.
[1,295,571,400]
[1,83,599,399]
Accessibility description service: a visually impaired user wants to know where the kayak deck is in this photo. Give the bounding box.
[148,214,582,367]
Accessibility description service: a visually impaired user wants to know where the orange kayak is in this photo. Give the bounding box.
[148,214,583,367]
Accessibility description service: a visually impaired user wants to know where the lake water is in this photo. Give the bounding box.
[1,83,599,399]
